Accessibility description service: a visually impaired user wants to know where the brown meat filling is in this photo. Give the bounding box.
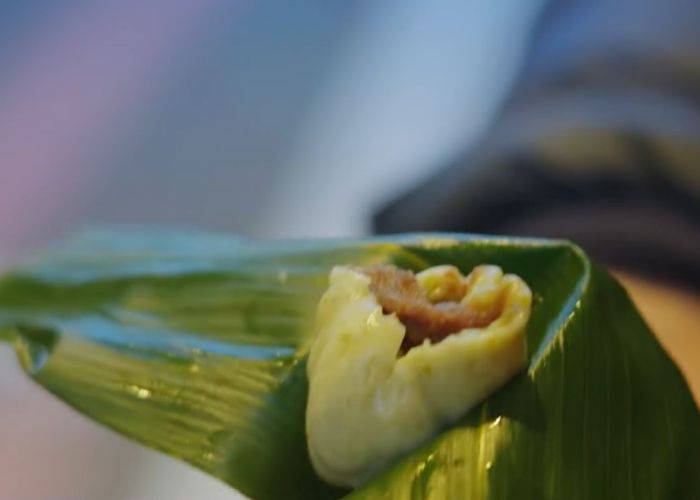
[362,265,501,352]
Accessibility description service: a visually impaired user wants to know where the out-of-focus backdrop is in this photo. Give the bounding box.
[0,2,544,499]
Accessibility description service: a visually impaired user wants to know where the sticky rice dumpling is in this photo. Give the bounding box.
[306,263,532,487]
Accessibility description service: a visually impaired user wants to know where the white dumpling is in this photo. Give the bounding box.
[306,264,532,488]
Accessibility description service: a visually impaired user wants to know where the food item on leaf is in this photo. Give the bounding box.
[305,263,532,487]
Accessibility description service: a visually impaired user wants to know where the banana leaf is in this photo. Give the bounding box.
[0,229,697,499]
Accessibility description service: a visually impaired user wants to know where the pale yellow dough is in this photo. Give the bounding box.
[306,264,532,488]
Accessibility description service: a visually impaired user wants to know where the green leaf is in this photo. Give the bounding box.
[0,229,697,499]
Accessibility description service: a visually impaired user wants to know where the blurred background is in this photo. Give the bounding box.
[1,1,698,499]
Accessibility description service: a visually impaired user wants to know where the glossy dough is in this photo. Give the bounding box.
[306,264,532,487]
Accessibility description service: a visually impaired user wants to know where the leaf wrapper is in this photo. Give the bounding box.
[0,229,697,500]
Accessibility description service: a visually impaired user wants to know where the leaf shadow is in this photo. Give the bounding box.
[458,372,546,432]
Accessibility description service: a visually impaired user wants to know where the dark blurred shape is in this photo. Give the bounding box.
[374,0,700,290]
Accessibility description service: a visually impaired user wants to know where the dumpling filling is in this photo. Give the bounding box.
[363,265,503,352]
[306,263,532,488]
